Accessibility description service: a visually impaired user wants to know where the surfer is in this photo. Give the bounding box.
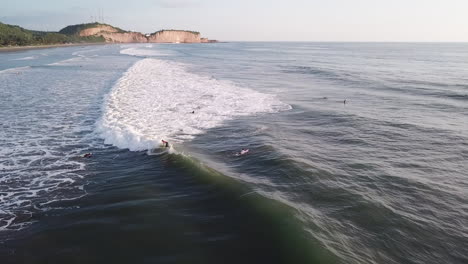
[235,148,249,156]
[83,153,92,158]
[161,140,169,148]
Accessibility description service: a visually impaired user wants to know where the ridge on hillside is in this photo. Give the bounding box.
[59,23,147,43]
[59,22,127,35]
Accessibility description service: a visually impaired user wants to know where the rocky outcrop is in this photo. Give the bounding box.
[201,38,218,43]
[99,32,148,43]
[148,30,201,43]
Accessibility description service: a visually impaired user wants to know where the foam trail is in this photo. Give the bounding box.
[47,57,87,66]
[0,66,31,74]
[97,58,290,151]
[72,48,101,56]
[120,48,174,57]
[10,56,37,61]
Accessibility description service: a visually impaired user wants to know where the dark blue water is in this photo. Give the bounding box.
[0,43,467,264]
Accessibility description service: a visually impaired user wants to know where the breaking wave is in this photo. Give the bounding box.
[97,58,290,151]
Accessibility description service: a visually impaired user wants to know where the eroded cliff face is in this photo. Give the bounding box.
[148,31,201,43]
[78,25,119,37]
[74,24,216,43]
[100,32,148,43]
[77,25,146,43]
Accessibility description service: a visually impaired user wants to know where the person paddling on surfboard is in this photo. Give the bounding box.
[161,140,169,148]
[235,148,249,156]
[83,153,92,158]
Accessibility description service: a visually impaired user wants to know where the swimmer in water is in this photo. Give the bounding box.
[83,153,92,158]
[161,140,169,148]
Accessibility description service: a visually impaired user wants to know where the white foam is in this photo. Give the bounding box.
[0,66,31,74]
[97,58,290,151]
[11,56,37,61]
[0,58,104,231]
[47,57,87,66]
[120,48,174,57]
[72,48,101,56]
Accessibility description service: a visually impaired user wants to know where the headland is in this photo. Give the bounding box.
[0,22,218,49]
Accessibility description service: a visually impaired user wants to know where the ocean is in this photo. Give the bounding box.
[0,42,467,264]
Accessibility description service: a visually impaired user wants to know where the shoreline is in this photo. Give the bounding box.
[0,42,107,53]
[0,42,220,53]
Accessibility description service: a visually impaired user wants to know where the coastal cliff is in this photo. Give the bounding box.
[0,22,217,47]
[101,32,148,43]
[69,24,147,43]
[78,25,120,36]
[148,30,200,43]
[59,23,217,44]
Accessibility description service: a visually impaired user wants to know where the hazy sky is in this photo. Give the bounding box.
[1,0,467,41]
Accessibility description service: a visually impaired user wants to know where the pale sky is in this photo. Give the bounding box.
[1,0,467,41]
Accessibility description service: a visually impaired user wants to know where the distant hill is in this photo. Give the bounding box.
[60,23,148,43]
[59,22,127,35]
[0,22,105,47]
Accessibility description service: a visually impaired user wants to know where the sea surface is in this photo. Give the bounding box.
[0,42,467,264]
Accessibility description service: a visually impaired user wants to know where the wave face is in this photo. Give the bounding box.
[97,58,290,151]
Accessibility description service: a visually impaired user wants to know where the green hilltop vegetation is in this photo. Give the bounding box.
[59,22,127,35]
[0,22,105,47]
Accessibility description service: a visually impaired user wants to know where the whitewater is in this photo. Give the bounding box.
[97,53,290,151]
